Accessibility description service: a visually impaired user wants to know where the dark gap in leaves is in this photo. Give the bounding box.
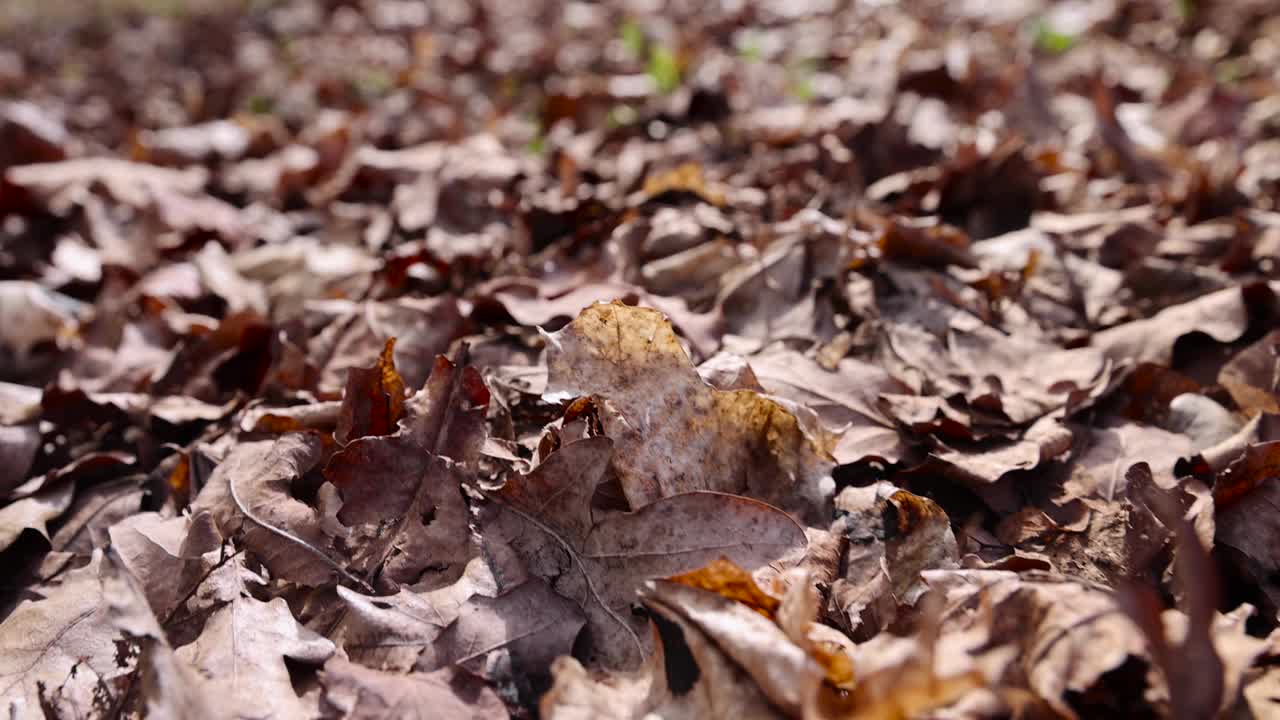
[1215,545,1276,637]
[212,323,274,395]
[112,637,139,669]
[290,467,325,506]
[281,655,321,699]
[1063,656,1158,719]
[833,459,891,490]
[650,612,700,696]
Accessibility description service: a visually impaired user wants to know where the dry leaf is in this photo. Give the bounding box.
[480,436,808,669]
[0,553,137,717]
[173,585,335,719]
[544,302,834,522]
[321,658,509,720]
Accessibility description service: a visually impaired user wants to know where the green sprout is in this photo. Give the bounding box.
[1033,20,1077,55]
[620,19,646,59]
[648,45,681,94]
[618,17,680,93]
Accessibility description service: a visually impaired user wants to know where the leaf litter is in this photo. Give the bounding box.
[5,0,1280,718]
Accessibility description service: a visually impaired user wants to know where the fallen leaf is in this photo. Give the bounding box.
[1216,446,1280,619]
[544,302,834,521]
[1092,282,1277,365]
[173,581,335,719]
[480,436,808,669]
[335,337,408,445]
[0,280,85,358]
[1220,330,1280,415]
[827,483,958,638]
[0,424,40,497]
[323,350,489,589]
[924,570,1150,717]
[191,433,357,588]
[0,553,137,717]
[320,657,509,720]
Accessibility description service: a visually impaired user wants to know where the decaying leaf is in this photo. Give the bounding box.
[1216,443,1280,619]
[828,483,958,638]
[0,553,137,717]
[335,337,407,445]
[173,574,335,719]
[481,436,808,669]
[320,658,509,720]
[322,350,490,589]
[191,433,353,588]
[544,301,834,522]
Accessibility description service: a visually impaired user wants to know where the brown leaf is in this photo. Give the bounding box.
[666,557,782,620]
[827,484,958,638]
[239,400,342,434]
[108,511,220,621]
[414,579,587,681]
[483,279,723,359]
[1220,330,1280,416]
[6,157,208,204]
[104,546,221,720]
[0,477,74,553]
[641,162,726,206]
[174,588,335,719]
[925,570,1151,717]
[320,658,509,720]
[1214,441,1280,510]
[325,434,433,526]
[0,280,86,358]
[331,562,584,708]
[545,302,833,521]
[481,436,808,669]
[808,618,988,720]
[401,352,490,464]
[0,381,41,425]
[191,433,354,587]
[1092,282,1277,365]
[1217,448,1280,620]
[309,297,469,397]
[323,350,489,589]
[745,349,908,465]
[0,553,136,716]
[0,424,40,497]
[643,580,825,716]
[874,214,978,269]
[192,241,268,317]
[335,337,408,445]
[1117,463,1225,720]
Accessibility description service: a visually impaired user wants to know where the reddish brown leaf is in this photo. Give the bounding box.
[335,337,407,445]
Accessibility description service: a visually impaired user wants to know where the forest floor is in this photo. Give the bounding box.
[3,1,1280,718]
